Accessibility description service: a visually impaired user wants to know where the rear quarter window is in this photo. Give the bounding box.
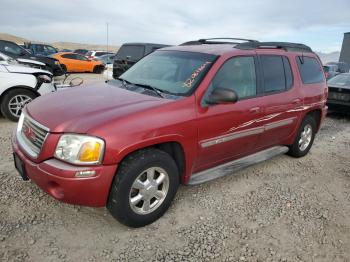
[296,56,324,84]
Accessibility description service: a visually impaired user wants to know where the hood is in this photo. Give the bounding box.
[4,64,52,75]
[26,83,172,133]
[17,58,46,66]
[328,83,350,90]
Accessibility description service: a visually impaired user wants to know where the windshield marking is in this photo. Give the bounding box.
[183,61,212,88]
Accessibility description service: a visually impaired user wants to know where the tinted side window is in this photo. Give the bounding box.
[296,56,324,84]
[0,41,24,55]
[116,45,145,61]
[283,56,293,89]
[260,55,286,93]
[210,56,257,99]
[61,54,76,59]
[76,54,88,61]
[95,52,107,56]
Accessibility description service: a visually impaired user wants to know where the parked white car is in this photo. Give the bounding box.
[0,53,56,121]
[86,50,113,59]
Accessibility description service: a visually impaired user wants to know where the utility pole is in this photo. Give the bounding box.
[106,22,109,80]
[106,22,109,53]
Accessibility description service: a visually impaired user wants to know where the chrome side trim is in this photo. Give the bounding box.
[264,117,296,131]
[188,146,289,185]
[200,126,264,148]
[200,117,297,149]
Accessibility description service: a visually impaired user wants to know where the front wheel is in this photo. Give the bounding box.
[0,89,37,121]
[288,115,317,158]
[107,149,179,227]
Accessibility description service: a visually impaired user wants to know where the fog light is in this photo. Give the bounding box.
[75,170,96,177]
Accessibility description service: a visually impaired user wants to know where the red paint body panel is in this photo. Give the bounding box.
[12,44,328,205]
[13,134,117,207]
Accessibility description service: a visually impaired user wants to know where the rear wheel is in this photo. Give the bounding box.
[93,65,104,74]
[107,149,179,227]
[288,115,317,158]
[1,88,37,122]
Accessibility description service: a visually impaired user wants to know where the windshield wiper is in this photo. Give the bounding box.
[115,77,132,89]
[115,78,165,98]
[132,83,165,98]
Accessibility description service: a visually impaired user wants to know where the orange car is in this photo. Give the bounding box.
[52,52,105,73]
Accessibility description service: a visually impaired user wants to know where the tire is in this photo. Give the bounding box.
[93,65,103,74]
[288,115,317,158]
[60,64,67,74]
[107,148,180,227]
[0,88,37,122]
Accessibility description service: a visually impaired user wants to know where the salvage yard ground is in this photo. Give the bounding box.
[1,74,350,262]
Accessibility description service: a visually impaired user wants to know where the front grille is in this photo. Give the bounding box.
[328,91,350,102]
[17,114,49,158]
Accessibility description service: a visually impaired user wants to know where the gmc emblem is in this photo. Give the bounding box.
[23,125,37,143]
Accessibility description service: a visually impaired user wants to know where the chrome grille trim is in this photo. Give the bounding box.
[16,113,49,158]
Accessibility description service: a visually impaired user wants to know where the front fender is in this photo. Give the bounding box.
[104,133,197,183]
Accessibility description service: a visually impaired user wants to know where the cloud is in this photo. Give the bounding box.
[0,0,349,52]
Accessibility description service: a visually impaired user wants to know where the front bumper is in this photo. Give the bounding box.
[327,100,350,111]
[12,136,118,207]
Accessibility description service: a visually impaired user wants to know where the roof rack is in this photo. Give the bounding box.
[235,41,313,52]
[180,37,257,46]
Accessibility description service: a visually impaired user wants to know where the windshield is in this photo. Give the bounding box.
[118,50,217,96]
[328,74,350,86]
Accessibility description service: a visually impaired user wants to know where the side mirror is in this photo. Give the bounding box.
[205,88,238,105]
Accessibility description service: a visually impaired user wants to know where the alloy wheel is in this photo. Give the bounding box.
[8,95,32,118]
[298,124,312,151]
[129,167,170,215]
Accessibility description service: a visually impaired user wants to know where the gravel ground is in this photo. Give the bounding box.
[0,74,350,262]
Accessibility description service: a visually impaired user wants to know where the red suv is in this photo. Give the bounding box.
[12,38,328,227]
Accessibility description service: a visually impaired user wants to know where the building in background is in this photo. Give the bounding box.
[339,32,350,65]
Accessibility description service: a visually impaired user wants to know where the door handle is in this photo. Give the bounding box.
[249,107,261,114]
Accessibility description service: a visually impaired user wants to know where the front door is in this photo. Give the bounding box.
[195,55,265,171]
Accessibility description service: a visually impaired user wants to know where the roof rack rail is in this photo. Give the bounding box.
[236,41,313,52]
[180,37,258,46]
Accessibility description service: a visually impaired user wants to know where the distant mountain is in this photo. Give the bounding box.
[0,32,341,61]
[52,41,119,52]
[316,51,340,64]
[0,33,28,43]
[0,33,119,52]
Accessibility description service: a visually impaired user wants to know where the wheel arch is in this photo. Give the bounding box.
[113,139,188,184]
[304,109,322,132]
[0,85,40,105]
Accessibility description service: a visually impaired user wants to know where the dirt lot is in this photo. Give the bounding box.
[0,74,350,262]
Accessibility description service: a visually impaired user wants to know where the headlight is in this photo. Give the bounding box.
[38,74,52,83]
[55,134,105,165]
[55,61,60,65]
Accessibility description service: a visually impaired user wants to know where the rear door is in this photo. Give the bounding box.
[74,54,92,71]
[60,54,80,72]
[256,53,302,148]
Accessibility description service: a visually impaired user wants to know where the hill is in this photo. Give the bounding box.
[0,33,119,52]
[316,51,340,64]
[0,32,341,60]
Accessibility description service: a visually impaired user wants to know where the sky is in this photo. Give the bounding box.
[1,0,349,53]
